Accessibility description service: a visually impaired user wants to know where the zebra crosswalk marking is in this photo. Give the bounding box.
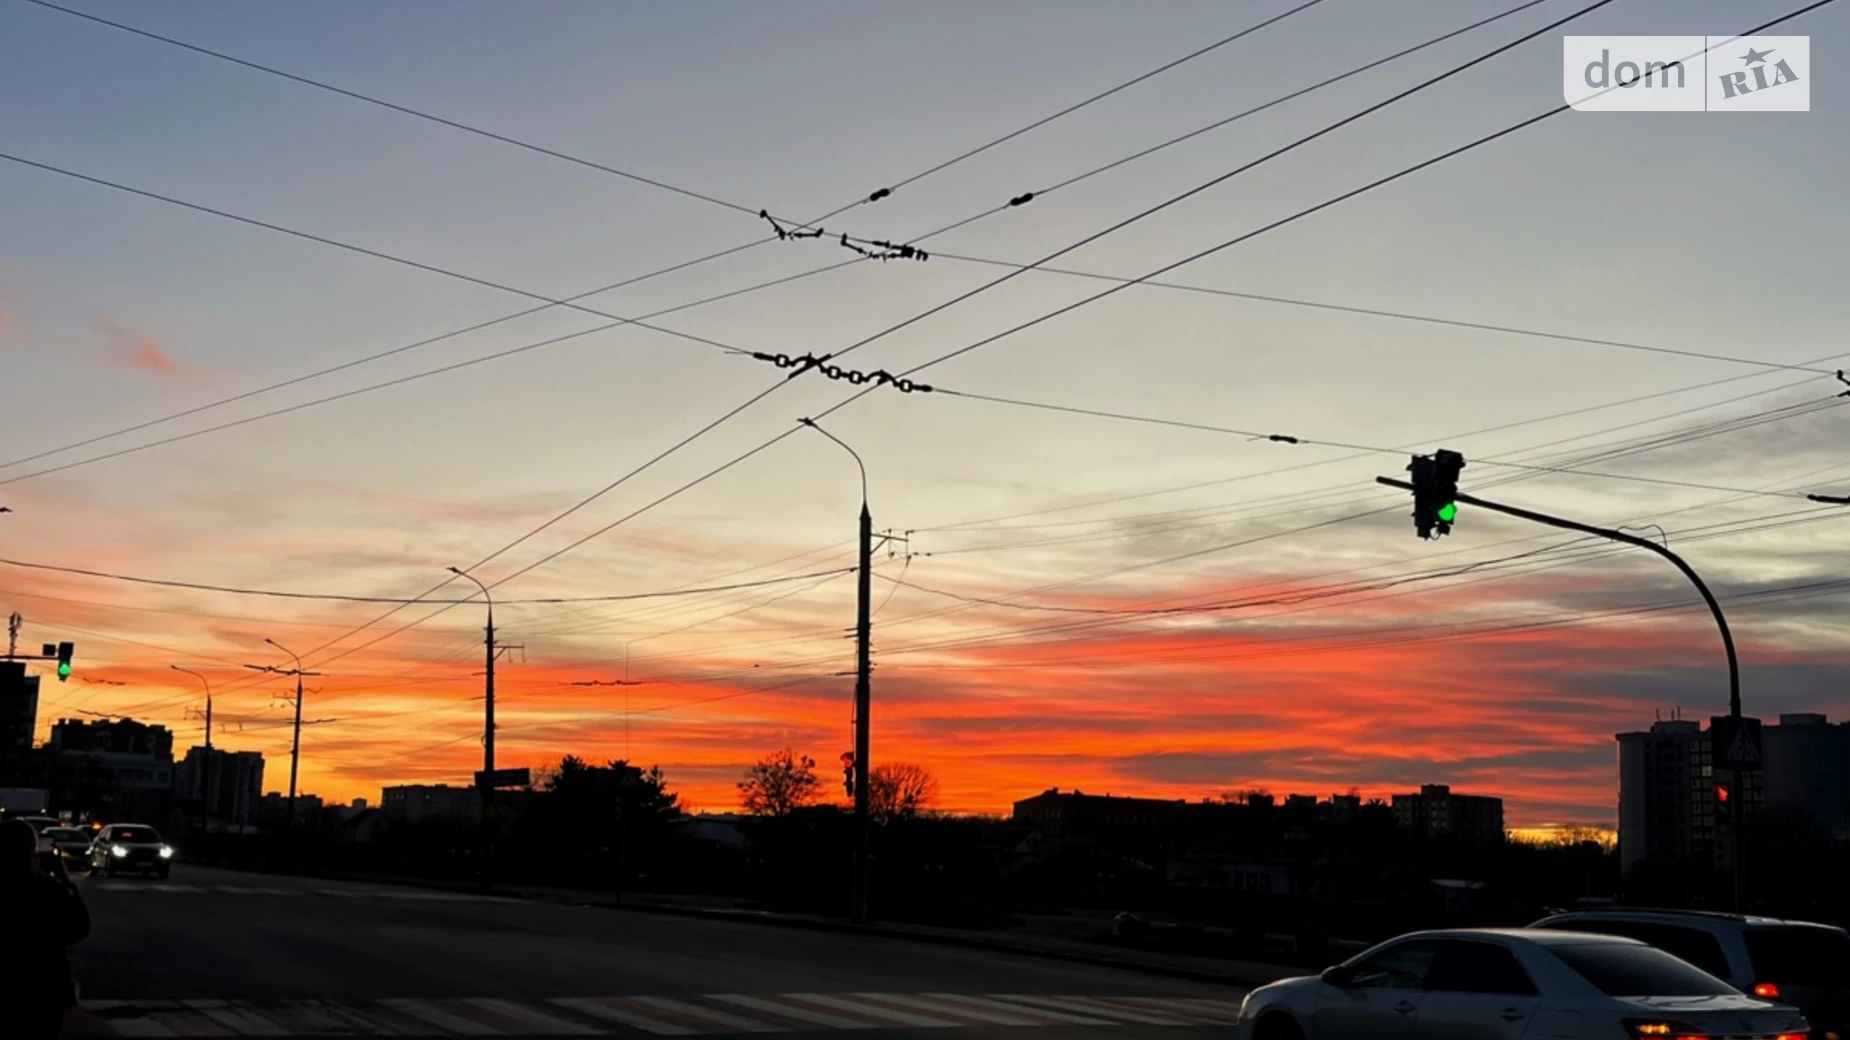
[550,997,694,1034]
[84,990,1252,1036]
[627,996,779,1033]
[100,1020,177,1038]
[872,993,1039,1026]
[710,994,874,1029]
[193,1001,288,1035]
[380,998,504,1035]
[1005,994,1192,1025]
[932,993,1114,1026]
[785,993,959,1028]
[468,998,602,1035]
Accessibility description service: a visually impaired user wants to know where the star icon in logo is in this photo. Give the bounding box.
[1740,46,1775,66]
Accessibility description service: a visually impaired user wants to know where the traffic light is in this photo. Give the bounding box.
[55,641,74,681]
[1406,450,1466,540]
[841,751,855,799]
[1432,450,1465,537]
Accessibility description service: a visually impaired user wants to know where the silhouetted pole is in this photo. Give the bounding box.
[1377,476,1744,908]
[448,565,498,890]
[852,500,873,922]
[249,638,317,826]
[800,418,873,922]
[173,665,212,818]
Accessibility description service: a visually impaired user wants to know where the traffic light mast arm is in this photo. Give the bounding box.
[1375,476,1740,719]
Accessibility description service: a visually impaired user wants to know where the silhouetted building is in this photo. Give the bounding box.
[382,784,479,827]
[256,791,322,826]
[176,747,264,825]
[1618,717,1765,877]
[43,717,174,823]
[0,661,40,759]
[1763,713,1850,843]
[1391,784,1504,844]
[1012,788,1185,834]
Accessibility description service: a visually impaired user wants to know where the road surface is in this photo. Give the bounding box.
[67,865,1253,1038]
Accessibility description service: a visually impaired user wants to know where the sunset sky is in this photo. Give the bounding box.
[1,0,1845,829]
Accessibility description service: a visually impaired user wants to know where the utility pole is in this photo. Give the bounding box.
[1378,469,1748,909]
[245,638,318,826]
[852,500,873,923]
[448,566,520,891]
[173,666,213,820]
[799,417,876,922]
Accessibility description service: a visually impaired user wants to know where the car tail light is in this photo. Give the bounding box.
[1629,1027,1806,1040]
[1625,1021,1703,1039]
[1753,982,1782,999]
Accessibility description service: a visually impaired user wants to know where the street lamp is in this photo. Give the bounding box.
[799,417,874,923]
[447,566,496,776]
[253,638,312,825]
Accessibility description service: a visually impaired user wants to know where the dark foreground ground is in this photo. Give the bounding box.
[64,864,1255,1037]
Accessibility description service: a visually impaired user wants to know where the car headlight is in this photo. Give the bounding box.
[110,844,128,858]
[158,846,173,859]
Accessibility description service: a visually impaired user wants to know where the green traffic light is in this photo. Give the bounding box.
[57,661,71,678]
[1437,502,1458,523]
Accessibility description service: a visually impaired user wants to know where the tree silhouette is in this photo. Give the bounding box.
[869,762,939,822]
[738,749,819,816]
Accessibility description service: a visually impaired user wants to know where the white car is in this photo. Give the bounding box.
[1234,927,1810,1039]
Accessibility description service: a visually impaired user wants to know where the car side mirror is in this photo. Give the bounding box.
[1321,966,1356,988]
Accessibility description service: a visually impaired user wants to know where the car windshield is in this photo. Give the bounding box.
[46,828,86,841]
[1745,926,1850,988]
[112,828,161,843]
[1550,942,1738,997]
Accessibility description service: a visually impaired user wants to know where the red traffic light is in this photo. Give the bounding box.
[1714,783,1730,804]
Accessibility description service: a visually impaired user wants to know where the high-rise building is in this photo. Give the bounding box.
[1762,713,1850,843]
[1390,784,1505,844]
[1617,717,1770,878]
[44,717,174,823]
[176,747,265,825]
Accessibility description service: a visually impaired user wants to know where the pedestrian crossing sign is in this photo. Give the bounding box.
[1710,715,1764,770]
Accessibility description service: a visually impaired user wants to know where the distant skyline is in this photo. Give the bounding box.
[3,0,1846,827]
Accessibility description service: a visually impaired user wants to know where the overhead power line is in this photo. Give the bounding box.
[0,233,789,475]
[0,149,755,357]
[926,253,1837,376]
[859,0,1332,204]
[17,0,761,218]
[819,0,1624,377]
[220,0,1597,685]
[0,256,862,487]
[932,386,1846,501]
[0,556,855,604]
[798,0,1840,447]
[0,0,1581,478]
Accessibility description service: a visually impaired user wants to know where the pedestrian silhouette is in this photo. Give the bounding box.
[0,818,90,1039]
